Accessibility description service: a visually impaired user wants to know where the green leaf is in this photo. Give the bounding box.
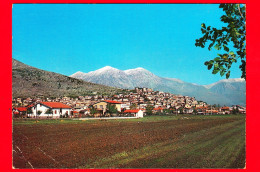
[220,70,225,76]
[208,64,213,70]
[231,59,237,63]
[209,60,214,64]
[226,71,230,79]
[229,51,235,55]
[208,43,214,50]
[214,57,221,62]
[214,44,221,50]
[217,54,223,58]
[212,69,219,74]
[201,23,206,28]
[223,46,229,52]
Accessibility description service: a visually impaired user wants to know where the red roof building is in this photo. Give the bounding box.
[15,107,27,112]
[221,107,230,111]
[124,109,140,113]
[153,107,164,111]
[104,100,123,104]
[26,104,34,108]
[123,109,144,118]
[40,102,71,109]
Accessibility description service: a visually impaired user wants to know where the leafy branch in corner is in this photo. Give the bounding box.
[195,4,246,79]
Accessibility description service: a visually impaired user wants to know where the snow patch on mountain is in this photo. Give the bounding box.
[203,78,245,89]
[164,78,184,83]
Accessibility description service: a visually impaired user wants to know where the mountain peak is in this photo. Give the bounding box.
[98,66,118,71]
[70,71,85,78]
[89,66,120,75]
[203,78,245,89]
[135,67,145,70]
[124,67,150,74]
[75,71,84,74]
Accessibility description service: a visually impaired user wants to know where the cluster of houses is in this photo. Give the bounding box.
[12,87,246,118]
[13,100,144,118]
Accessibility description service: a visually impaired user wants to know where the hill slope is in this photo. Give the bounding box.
[12,59,121,98]
[71,67,246,106]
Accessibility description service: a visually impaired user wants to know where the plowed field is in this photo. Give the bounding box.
[13,115,245,169]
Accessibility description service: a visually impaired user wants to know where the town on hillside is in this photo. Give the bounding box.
[12,87,246,118]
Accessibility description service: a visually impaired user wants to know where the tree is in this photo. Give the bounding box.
[90,106,97,117]
[146,102,154,116]
[130,103,137,110]
[195,4,246,79]
[45,108,52,114]
[232,106,240,114]
[37,110,42,118]
[193,107,198,115]
[106,104,118,116]
[178,107,184,114]
[45,108,53,118]
[27,107,32,117]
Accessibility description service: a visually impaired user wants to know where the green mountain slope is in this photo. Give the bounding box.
[12,59,121,98]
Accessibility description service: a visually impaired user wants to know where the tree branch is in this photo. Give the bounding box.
[237,4,245,20]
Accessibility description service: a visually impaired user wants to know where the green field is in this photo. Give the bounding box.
[13,114,246,169]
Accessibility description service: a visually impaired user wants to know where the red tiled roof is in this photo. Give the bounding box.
[26,104,34,108]
[221,107,230,110]
[153,107,164,110]
[196,106,208,109]
[16,107,27,112]
[40,102,71,109]
[104,100,123,104]
[124,109,141,113]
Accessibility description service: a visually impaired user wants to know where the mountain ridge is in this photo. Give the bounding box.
[71,66,246,106]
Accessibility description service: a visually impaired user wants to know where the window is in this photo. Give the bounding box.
[55,110,57,114]
[100,105,103,109]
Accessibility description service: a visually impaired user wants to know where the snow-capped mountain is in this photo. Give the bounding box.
[203,78,245,89]
[71,67,246,106]
[71,66,162,89]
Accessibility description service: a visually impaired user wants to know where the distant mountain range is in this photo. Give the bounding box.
[12,59,121,98]
[71,66,246,106]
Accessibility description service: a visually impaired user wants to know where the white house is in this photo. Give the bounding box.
[32,102,72,118]
[124,109,144,118]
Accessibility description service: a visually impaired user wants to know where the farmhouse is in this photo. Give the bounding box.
[220,106,231,114]
[13,107,27,118]
[31,102,72,118]
[124,109,144,118]
[93,100,122,117]
[184,107,193,114]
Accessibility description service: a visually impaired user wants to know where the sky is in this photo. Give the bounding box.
[12,4,242,85]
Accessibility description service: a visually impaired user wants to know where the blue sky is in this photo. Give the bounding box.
[12,4,242,85]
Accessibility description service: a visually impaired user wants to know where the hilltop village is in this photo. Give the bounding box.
[12,87,246,118]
